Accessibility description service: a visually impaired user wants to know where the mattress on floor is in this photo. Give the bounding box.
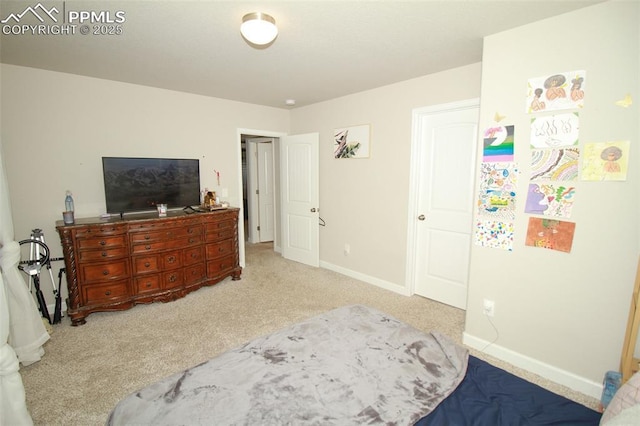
[416,355,602,426]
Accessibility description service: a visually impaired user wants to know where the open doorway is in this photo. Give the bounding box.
[237,129,319,268]
[238,129,286,258]
[243,136,276,245]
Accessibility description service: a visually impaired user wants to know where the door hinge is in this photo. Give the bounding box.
[257,225,261,231]
[256,189,259,195]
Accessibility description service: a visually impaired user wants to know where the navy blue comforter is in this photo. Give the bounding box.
[416,356,602,426]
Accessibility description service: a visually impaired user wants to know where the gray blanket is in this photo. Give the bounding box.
[107,305,468,425]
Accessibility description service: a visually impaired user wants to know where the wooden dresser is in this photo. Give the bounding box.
[56,208,241,325]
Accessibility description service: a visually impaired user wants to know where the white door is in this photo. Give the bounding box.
[257,142,275,242]
[280,133,319,267]
[408,100,479,309]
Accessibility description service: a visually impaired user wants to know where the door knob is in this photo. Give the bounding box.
[418,214,426,221]
[310,208,317,212]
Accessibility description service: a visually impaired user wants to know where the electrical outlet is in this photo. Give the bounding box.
[483,299,495,317]
[344,243,350,255]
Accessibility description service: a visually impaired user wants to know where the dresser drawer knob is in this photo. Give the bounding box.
[168,256,176,263]
[145,245,151,250]
[101,252,108,257]
[189,238,195,243]
[218,247,225,252]
[103,270,109,275]
[144,235,150,240]
[169,274,177,283]
[145,282,152,288]
[144,262,151,267]
[100,240,106,246]
[191,253,198,259]
[105,290,111,296]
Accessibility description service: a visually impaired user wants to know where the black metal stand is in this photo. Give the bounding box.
[18,229,64,324]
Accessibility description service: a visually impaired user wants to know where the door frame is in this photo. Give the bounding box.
[236,128,287,267]
[404,98,480,298]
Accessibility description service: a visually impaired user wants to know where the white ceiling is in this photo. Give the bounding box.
[0,1,604,108]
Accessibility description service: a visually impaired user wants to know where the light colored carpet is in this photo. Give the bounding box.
[20,242,600,425]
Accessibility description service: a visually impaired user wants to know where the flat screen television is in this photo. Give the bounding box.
[102,157,201,214]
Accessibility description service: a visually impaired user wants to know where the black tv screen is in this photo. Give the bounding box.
[102,157,201,214]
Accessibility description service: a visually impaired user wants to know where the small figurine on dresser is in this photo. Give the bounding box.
[202,190,228,210]
[203,191,216,209]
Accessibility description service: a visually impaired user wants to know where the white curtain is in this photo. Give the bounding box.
[0,143,49,424]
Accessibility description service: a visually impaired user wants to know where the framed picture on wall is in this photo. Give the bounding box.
[333,124,370,159]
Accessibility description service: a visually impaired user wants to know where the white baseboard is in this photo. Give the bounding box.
[320,261,411,296]
[463,332,603,400]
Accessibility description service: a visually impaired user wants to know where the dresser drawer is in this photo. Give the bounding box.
[184,246,204,266]
[77,246,128,263]
[135,274,161,294]
[205,227,235,243]
[80,260,129,283]
[161,251,182,270]
[77,235,127,250]
[203,211,237,223]
[207,254,235,276]
[129,218,200,232]
[131,235,203,254]
[132,255,160,275]
[83,280,129,304]
[74,224,127,239]
[184,263,206,285]
[206,239,234,260]
[163,269,184,289]
[130,226,202,243]
[205,219,235,232]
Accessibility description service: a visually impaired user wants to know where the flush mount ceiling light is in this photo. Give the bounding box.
[240,12,278,46]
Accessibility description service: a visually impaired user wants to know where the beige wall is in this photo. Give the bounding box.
[1,61,482,312]
[1,64,290,301]
[289,63,482,290]
[464,0,639,398]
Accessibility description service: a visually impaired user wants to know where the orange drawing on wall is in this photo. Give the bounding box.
[525,217,575,253]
